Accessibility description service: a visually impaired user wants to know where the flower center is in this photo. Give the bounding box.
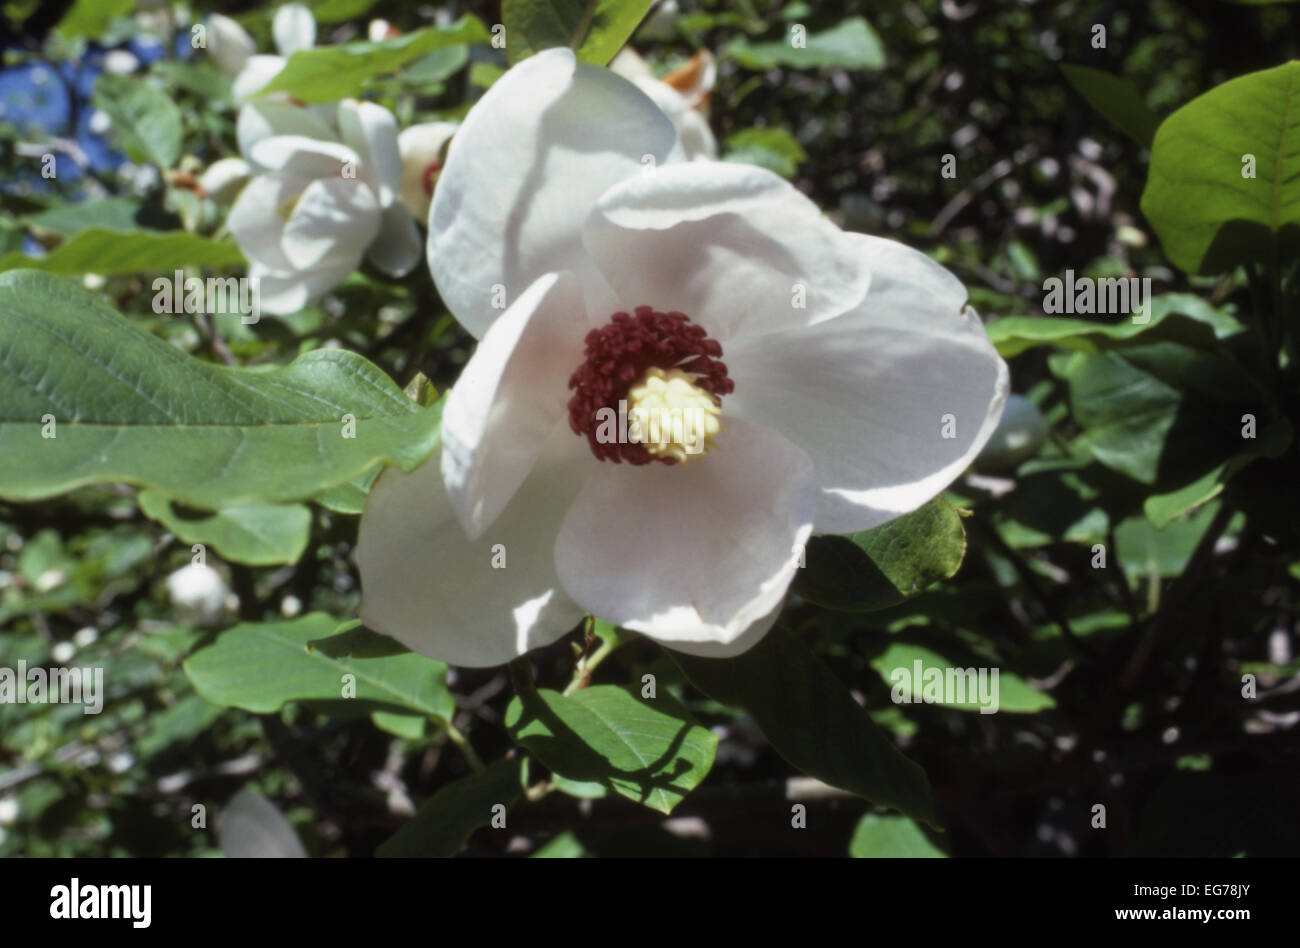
[567,306,732,465]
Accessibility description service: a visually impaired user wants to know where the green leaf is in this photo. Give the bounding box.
[1143,417,1291,526]
[370,710,427,739]
[92,74,183,169]
[1060,64,1159,148]
[728,18,885,71]
[792,497,967,612]
[501,0,654,66]
[1060,343,1256,484]
[672,627,936,825]
[1115,502,1231,579]
[0,229,244,276]
[310,0,383,23]
[183,614,455,722]
[849,813,947,858]
[505,685,716,814]
[989,293,1244,358]
[136,693,225,759]
[1141,61,1300,274]
[311,466,381,514]
[0,271,443,508]
[870,642,1055,713]
[723,126,808,178]
[137,490,312,566]
[257,16,492,103]
[377,757,525,857]
[23,198,149,237]
[55,0,133,38]
[532,831,585,857]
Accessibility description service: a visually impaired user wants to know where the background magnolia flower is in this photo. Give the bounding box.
[397,121,458,224]
[206,4,317,103]
[610,48,718,160]
[357,49,1009,668]
[227,99,421,314]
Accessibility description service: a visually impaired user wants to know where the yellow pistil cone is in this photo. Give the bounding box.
[626,367,722,464]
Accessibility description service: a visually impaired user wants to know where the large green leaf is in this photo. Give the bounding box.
[1060,64,1159,148]
[23,198,150,237]
[870,642,1055,713]
[257,16,491,102]
[990,294,1244,359]
[0,229,244,275]
[0,271,442,508]
[728,18,885,71]
[1059,342,1257,484]
[501,0,654,66]
[1115,503,1232,579]
[1141,61,1300,274]
[505,685,716,814]
[672,627,936,825]
[377,758,525,857]
[183,614,454,722]
[849,813,947,858]
[792,497,967,612]
[93,74,183,169]
[137,490,312,566]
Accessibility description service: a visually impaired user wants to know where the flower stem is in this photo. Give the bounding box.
[443,721,485,774]
[564,626,625,695]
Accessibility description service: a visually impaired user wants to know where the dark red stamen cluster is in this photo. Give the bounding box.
[567,306,733,465]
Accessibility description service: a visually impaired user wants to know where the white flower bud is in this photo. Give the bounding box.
[975,394,1049,472]
[165,563,229,627]
[208,14,256,76]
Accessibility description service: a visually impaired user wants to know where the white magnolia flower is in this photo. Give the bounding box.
[611,48,718,160]
[397,121,458,224]
[357,49,1008,667]
[227,99,421,314]
[206,4,317,103]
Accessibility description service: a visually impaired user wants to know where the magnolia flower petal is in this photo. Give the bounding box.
[198,157,251,203]
[675,108,718,161]
[555,418,815,648]
[442,272,592,540]
[398,121,457,223]
[247,260,349,315]
[366,203,421,277]
[357,446,587,668]
[228,174,300,270]
[248,134,358,179]
[272,3,316,57]
[207,14,255,76]
[663,50,717,108]
[660,602,781,658]
[429,47,680,339]
[282,176,381,270]
[232,54,286,103]
[724,234,1009,533]
[338,100,402,207]
[583,161,870,341]
[236,102,336,166]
